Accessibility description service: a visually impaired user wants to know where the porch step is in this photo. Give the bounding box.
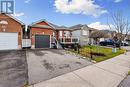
[51,42,63,49]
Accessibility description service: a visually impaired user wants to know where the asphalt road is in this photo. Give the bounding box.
[0,50,28,87]
[118,76,130,87]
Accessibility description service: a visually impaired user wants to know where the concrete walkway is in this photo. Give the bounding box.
[29,52,130,87]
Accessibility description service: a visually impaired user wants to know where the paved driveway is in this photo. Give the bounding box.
[30,51,130,87]
[27,49,93,85]
[0,50,28,87]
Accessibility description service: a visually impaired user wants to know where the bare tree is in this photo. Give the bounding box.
[108,11,130,47]
[90,30,109,44]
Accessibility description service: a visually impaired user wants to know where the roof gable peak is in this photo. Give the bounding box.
[0,13,25,25]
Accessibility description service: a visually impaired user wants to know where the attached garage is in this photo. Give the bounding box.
[29,20,54,49]
[0,33,18,50]
[0,13,25,50]
[35,35,51,48]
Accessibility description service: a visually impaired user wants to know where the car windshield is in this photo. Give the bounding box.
[105,39,114,42]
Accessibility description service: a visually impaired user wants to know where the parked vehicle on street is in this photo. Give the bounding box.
[100,39,129,47]
[121,41,129,46]
[99,39,120,47]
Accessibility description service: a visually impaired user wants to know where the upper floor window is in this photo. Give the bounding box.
[64,31,70,37]
[59,31,62,37]
[82,30,88,35]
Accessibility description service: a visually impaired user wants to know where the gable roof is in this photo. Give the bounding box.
[100,30,116,34]
[48,23,71,30]
[70,24,85,30]
[29,19,71,30]
[29,19,55,29]
[0,13,25,25]
[70,24,96,31]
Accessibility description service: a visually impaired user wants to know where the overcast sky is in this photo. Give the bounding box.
[13,0,130,30]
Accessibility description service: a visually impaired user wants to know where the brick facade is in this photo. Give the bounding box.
[30,21,54,48]
[0,13,24,48]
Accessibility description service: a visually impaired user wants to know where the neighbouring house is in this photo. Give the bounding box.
[70,24,96,46]
[49,23,79,44]
[48,23,72,39]
[90,30,110,44]
[0,13,25,50]
[28,20,55,49]
[99,30,116,41]
[126,35,130,41]
[45,23,79,49]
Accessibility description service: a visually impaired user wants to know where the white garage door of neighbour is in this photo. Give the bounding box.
[0,33,18,50]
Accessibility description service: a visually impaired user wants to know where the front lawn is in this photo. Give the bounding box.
[71,45,124,62]
[128,71,130,75]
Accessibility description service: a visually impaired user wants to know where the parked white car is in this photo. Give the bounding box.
[121,41,129,46]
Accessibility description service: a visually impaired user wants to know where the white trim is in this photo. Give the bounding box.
[29,19,55,29]
[54,37,59,48]
[59,37,79,44]
[61,42,79,44]
[33,33,36,48]
[20,25,22,49]
[50,35,51,48]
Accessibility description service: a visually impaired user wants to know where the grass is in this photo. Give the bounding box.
[128,71,130,75]
[71,45,125,62]
[23,84,29,87]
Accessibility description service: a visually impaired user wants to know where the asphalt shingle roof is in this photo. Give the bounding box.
[49,22,71,30]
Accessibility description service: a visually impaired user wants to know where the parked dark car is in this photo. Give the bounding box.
[99,39,130,47]
[99,40,120,47]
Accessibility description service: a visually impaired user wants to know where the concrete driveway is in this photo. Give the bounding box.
[27,49,93,85]
[0,50,28,87]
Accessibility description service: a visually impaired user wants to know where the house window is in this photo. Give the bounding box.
[59,31,62,37]
[53,32,55,37]
[82,30,88,35]
[64,31,70,37]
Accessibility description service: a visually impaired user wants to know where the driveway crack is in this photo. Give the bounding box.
[73,72,94,87]
[93,65,125,78]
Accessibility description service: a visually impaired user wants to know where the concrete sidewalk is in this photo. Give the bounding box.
[29,52,130,87]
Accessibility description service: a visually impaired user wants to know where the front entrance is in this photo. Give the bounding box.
[35,35,50,48]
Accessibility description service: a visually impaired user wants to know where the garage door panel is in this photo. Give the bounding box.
[0,33,18,50]
[35,35,50,48]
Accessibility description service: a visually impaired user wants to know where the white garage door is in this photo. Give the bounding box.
[0,32,18,50]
